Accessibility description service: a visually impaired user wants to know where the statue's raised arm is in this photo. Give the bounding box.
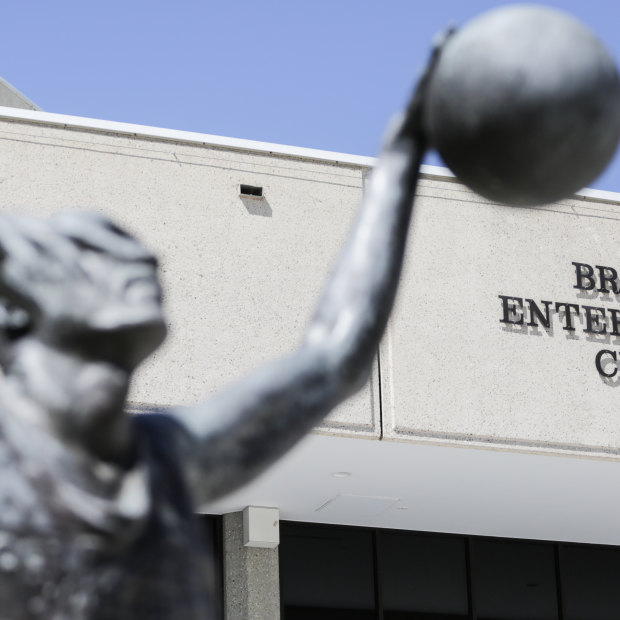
[163,41,444,506]
[170,4,620,505]
[0,49,437,619]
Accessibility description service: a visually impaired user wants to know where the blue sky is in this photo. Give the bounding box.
[2,0,620,192]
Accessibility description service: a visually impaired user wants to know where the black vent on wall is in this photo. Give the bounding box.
[239,184,263,198]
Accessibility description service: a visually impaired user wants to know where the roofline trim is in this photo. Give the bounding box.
[0,105,618,204]
[0,105,381,166]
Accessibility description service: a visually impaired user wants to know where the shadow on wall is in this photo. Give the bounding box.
[601,373,620,388]
[241,196,272,218]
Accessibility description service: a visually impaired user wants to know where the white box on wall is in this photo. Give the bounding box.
[243,506,279,548]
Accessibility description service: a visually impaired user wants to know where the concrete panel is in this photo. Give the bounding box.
[380,176,620,457]
[0,119,379,437]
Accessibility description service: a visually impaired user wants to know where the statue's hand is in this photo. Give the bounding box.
[387,27,456,147]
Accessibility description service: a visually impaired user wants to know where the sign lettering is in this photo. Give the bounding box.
[500,262,620,379]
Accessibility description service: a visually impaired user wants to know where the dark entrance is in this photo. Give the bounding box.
[279,522,620,620]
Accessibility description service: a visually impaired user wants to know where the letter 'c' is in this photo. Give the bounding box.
[595,349,618,378]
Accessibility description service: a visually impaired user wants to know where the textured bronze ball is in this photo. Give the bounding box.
[424,5,620,206]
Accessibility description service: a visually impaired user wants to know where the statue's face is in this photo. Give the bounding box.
[0,214,167,370]
[79,250,164,330]
[71,250,168,368]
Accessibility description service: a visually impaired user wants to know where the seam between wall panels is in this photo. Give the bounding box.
[376,351,384,441]
[362,167,385,442]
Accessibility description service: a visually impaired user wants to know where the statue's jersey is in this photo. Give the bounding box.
[0,413,217,619]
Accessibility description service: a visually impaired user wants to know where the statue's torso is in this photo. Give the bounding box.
[0,414,216,620]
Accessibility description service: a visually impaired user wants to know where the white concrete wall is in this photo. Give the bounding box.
[0,117,379,438]
[1,114,620,459]
[382,177,620,458]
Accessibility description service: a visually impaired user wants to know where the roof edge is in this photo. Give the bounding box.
[0,106,617,204]
[0,106,380,167]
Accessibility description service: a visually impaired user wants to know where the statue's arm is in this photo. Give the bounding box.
[166,65,434,505]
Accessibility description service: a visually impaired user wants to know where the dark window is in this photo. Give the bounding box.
[561,544,620,620]
[279,522,620,620]
[280,522,376,619]
[379,531,469,619]
[473,539,558,620]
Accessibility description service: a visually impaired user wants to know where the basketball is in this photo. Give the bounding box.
[424,5,620,206]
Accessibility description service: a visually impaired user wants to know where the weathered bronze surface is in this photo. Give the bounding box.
[425,5,620,205]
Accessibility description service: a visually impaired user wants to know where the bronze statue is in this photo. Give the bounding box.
[0,84,426,619]
[0,5,618,619]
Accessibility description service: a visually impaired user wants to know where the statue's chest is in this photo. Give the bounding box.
[0,457,214,619]
[0,470,95,619]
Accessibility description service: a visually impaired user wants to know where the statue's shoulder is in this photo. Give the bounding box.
[132,410,193,448]
[131,410,198,517]
[131,410,197,478]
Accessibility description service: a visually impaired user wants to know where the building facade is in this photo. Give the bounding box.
[1,102,620,618]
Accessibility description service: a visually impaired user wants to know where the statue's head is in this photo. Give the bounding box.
[0,213,166,371]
